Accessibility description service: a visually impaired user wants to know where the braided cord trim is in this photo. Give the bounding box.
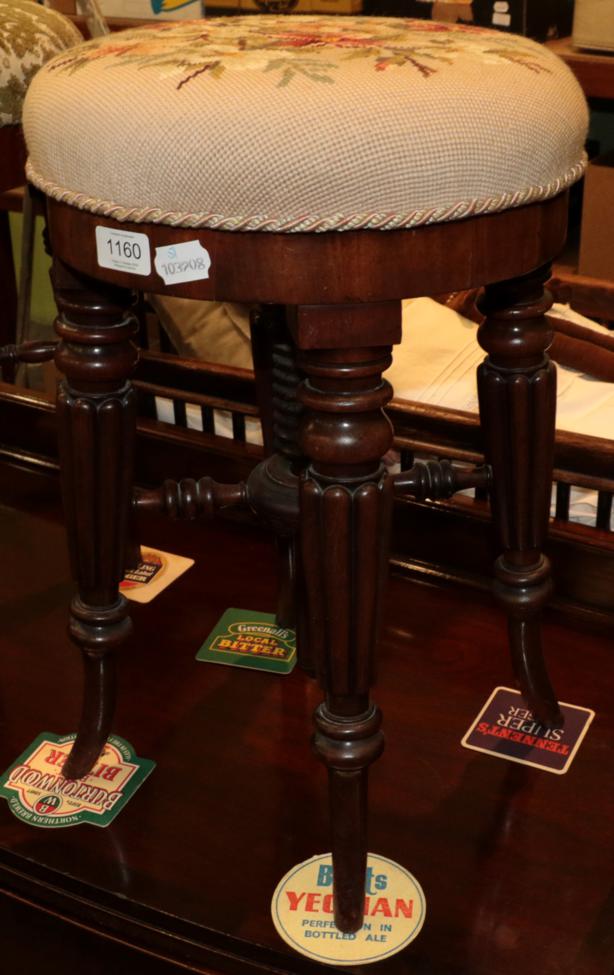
[27,156,586,233]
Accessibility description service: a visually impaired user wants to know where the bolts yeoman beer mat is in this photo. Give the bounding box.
[271,852,426,965]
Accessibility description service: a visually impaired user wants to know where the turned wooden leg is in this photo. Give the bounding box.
[52,259,138,778]
[296,305,400,933]
[477,264,562,727]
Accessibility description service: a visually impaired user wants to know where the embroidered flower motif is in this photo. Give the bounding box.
[0,0,80,124]
[45,16,553,90]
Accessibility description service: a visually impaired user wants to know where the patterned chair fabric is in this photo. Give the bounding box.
[23,16,588,232]
[0,0,81,127]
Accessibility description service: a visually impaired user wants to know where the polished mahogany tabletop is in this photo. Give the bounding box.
[0,462,611,974]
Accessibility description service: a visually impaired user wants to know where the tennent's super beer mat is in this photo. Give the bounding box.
[197,607,296,674]
[120,546,194,604]
[462,686,594,774]
[271,853,426,965]
[0,733,155,827]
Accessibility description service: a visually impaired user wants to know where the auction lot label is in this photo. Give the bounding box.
[0,733,155,828]
[96,226,151,276]
[271,853,426,965]
[462,686,594,774]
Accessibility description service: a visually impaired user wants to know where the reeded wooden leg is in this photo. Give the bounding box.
[52,259,138,778]
[296,303,401,933]
[477,264,562,726]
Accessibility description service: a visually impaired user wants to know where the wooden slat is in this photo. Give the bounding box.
[134,379,259,415]
[136,354,614,486]
[0,186,25,213]
[555,481,571,522]
[136,352,258,407]
[550,267,614,322]
[596,491,613,531]
[2,381,614,626]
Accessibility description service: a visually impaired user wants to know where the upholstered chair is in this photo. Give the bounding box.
[0,0,80,353]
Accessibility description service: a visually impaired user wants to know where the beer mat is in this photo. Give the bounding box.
[120,546,194,604]
[271,852,426,965]
[0,732,155,828]
[461,686,594,774]
[197,607,296,674]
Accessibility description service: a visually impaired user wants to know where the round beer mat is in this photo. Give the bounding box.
[271,852,426,966]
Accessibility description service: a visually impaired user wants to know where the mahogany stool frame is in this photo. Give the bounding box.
[45,191,567,934]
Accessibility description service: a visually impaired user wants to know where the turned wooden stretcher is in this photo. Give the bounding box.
[2,349,614,631]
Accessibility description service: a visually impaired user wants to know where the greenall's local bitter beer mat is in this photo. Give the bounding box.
[120,546,194,604]
[271,853,426,966]
[197,607,296,675]
[0,733,155,828]
[461,686,594,774]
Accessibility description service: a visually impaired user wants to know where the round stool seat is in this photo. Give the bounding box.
[0,0,80,127]
[23,15,587,233]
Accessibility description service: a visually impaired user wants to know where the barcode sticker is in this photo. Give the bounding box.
[154,240,211,286]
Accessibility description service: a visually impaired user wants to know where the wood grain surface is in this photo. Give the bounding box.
[0,461,611,974]
[547,36,614,101]
[0,126,25,357]
[46,195,569,305]
[0,127,25,194]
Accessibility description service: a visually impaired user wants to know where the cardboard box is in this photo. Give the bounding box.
[431,1,473,21]
[312,0,362,11]
[573,0,614,53]
[207,0,361,11]
[363,0,471,19]
[96,0,203,18]
[238,0,313,11]
[471,0,574,39]
[48,0,204,18]
[48,0,77,12]
[578,152,614,282]
[364,0,573,40]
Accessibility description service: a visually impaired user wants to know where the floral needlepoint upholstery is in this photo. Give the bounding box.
[23,16,588,233]
[0,0,81,127]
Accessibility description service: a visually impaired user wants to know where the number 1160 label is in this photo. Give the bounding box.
[95,227,151,276]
